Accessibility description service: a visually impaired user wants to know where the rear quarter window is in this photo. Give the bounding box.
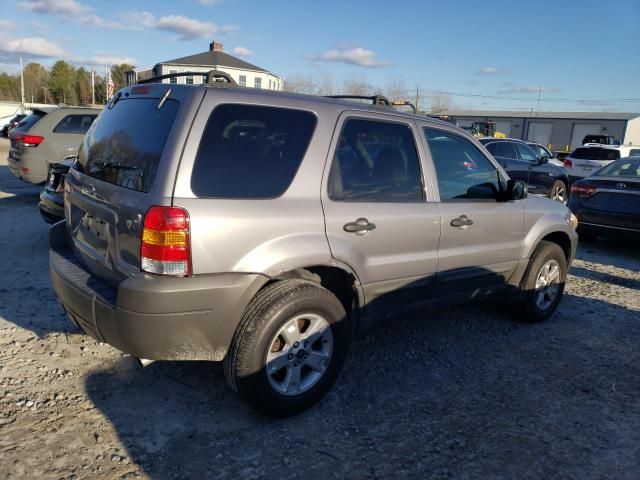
[53,114,97,134]
[73,98,179,193]
[190,104,317,198]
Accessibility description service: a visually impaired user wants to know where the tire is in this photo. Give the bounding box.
[224,279,351,418]
[549,180,568,204]
[512,241,567,323]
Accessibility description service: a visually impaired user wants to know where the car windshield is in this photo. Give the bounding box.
[595,157,640,177]
[571,147,620,161]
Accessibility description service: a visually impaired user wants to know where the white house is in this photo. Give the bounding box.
[127,41,283,90]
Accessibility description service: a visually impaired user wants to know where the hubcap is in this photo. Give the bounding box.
[266,313,333,396]
[535,259,561,310]
[551,184,567,204]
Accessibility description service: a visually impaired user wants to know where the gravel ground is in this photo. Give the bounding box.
[1,137,639,479]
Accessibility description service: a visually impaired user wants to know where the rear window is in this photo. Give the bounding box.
[15,111,46,131]
[53,114,97,134]
[191,104,317,198]
[571,147,620,161]
[73,98,179,193]
[596,158,640,177]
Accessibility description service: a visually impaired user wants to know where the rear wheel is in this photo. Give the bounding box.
[512,241,567,323]
[224,280,351,417]
[549,180,568,204]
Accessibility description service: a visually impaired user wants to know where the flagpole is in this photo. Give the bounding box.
[105,64,108,102]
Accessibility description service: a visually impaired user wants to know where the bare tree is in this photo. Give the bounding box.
[427,92,453,113]
[385,77,408,102]
[283,74,318,94]
[342,74,375,96]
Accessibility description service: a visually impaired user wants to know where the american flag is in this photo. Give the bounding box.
[107,66,115,99]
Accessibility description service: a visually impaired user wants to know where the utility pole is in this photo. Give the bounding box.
[536,85,542,116]
[19,57,25,111]
[414,86,420,113]
[91,66,95,105]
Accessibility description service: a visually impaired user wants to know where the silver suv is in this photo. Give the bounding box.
[8,106,100,184]
[49,75,578,417]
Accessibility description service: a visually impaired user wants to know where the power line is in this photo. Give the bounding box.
[390,88,640,104]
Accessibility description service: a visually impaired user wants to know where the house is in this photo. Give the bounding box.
[441,110,640,151]
[126,41,283,90]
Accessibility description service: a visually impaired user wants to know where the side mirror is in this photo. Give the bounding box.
[507,179,527,200]
[538,155,549,164]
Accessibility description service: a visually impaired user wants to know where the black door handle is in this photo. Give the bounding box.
[450,215,474,228]
[343,218,376,235]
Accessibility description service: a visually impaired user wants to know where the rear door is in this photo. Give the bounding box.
[65,86,204,286]
[421,126,524,296]
[322,112,440,312]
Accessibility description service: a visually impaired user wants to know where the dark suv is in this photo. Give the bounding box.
[49,73,578,416]
[479,137,570,204]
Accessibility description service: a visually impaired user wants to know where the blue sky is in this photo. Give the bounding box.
[0,0,638,111]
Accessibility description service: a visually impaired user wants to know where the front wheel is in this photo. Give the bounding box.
[224,280,351,417]
[549,180,568,204]
[512,241,567,323]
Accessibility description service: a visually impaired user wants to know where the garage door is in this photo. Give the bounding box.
[527,122,553,146]
[571,124,602,150]
[494,121,511,137]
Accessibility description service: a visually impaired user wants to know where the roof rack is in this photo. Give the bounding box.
[138,69,238,86]
[325,95,391,106]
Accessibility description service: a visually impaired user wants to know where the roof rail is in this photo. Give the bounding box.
[326,95,391,106]
[390,100,417,114]
[138,69,238,86]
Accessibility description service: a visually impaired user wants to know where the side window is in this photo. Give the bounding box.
[328,118,423,202]
[169,69,177,84]
[239,75,247,87]
[425,128,502,201]
[486,141,517,159]
[515,142,537,162]
[191,104,317,198]
[53,115,97,134]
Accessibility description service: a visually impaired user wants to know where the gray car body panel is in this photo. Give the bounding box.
[50,84,578,361]
[7,106,101,184]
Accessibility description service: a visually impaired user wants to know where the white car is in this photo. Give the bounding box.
[564,144,640,180]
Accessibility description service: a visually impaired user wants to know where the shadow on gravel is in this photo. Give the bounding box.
[0,165,42,199]
[575,236,640,270]
[570,266,640,291]
[85,292,640,479]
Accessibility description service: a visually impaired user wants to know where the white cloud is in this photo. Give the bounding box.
[19,0,88,16]
[193,0,224,4]
[0,19,16,29]
[478,66,505,75]
[232,46,254,57]
[1,37,65,57]
[155,15,217,40]
[90,55,137,66]
[314,47,389,68]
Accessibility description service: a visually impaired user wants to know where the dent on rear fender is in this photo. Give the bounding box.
[232,233,333,277]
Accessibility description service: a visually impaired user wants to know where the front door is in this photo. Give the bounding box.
[322,113,441,312]
[420,126,525,296]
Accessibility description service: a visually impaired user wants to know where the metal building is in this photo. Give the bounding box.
[441,110,640,152]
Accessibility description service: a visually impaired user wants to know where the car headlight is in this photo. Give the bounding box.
[566,212,578,230]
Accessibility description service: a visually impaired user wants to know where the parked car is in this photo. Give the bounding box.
[478,137,570,204]
[7,106,100,184]
[39,156,75,224]
[563,145,640,181]
[1,113,28,137]
[49,77,578,417]
[569,156,640,240]
[526,142,564,167]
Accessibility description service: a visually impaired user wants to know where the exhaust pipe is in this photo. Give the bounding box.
[137,358,156,367]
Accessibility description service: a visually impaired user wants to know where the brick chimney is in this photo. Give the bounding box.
[209,41,224,52]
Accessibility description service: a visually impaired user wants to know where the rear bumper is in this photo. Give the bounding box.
[48,221,268,361]
[39,188,64,224]
[7,156,47,184]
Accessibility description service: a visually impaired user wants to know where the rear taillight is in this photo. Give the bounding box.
[14,133,44,147]
[141,206,191,276]
[564,159,573,168]
[570,184,597,196]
